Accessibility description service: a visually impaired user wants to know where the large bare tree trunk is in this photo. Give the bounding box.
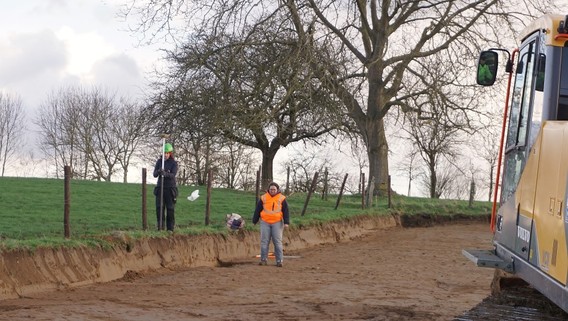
[260,148,278,190]
[429,161,438,199]
[360,65,390,197]
[365,117,389,196]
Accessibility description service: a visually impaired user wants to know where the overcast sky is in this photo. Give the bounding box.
[0,0,163,118]
[0,0,176,180]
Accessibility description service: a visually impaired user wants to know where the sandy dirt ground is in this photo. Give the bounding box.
[0,223,495,321]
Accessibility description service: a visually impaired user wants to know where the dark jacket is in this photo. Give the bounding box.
[153,157,178,188]
[252,192,290,225]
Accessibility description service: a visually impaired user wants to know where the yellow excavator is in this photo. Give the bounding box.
[463,14,568,313]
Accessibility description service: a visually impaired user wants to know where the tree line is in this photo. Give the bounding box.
[120,0,556,196]
[0,85,497,200]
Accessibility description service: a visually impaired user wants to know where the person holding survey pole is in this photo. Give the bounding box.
[153,142,178,232]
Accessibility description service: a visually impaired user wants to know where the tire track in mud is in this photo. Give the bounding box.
[456,285,568,321]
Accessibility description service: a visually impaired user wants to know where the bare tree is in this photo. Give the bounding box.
[218,141,258,189]
[149,22,346,188]
[0,93,25,176]
[16,151,43,178]
[171,131,220,186]
[401,93,471,199]
[148,85,224,186]
[36,86,148,182]
[285,152,321,193]
[82,90,122,181]
[393,52,485,198]
[395,146,420,197]
[36,88,86,178]
[476,118,501,201]
[283,145,345,194]
[417,158,461,199]
[114,100,151,183]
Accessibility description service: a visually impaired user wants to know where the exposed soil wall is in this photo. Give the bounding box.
[0,214,488,301]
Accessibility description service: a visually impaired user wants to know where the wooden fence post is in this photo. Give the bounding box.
[301,172,319,216]
[334,173,349,210]
[205,169,212,226]
[142,168,148,230]
[322,168,328,200]
[361,172,365,210]
[255,167,261,205]
[64,165,71,238]
[286,166,290,195]
[367,176,375,208]
[469,179,476,208]
[388,175,392,209]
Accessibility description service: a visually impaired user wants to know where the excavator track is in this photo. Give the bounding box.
[455,285,568,320]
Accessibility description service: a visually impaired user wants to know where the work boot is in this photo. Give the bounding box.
[259,260,267,266]
[276,261,283,267]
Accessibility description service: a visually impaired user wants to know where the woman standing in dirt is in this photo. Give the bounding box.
[153,143,178,232]
[252,182,290,267]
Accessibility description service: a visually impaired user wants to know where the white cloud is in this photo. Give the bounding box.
[0,30,67,85]
[91,53,145,99]
[0,1,161,110]
[56,27,114,76]
[0,0,165,171]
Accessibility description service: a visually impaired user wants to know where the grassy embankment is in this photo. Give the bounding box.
[0,177,492,250]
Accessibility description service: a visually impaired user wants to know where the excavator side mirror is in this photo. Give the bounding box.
[477,51,498,86]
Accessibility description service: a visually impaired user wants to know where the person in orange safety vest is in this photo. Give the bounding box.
[252,182,290,267]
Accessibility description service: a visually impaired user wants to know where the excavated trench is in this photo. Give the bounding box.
[0,213,566,320]
[0,214,401,300]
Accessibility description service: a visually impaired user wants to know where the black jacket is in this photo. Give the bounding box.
[153,157,178,188]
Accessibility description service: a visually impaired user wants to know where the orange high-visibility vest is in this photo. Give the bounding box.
[260,193,286,224]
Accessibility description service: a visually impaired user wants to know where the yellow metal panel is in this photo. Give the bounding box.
[517,130,541,219]
[533,122,568,284]
[553,125,568,282]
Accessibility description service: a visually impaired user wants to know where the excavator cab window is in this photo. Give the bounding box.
[501,39,539,203]
[558,96,568,120]
[558,48,568,120]
[535,54,546,92]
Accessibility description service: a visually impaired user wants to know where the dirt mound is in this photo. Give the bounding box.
[396,213,491,227]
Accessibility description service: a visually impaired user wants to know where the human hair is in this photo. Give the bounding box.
[161,153,175,160]
[267,182,280,191]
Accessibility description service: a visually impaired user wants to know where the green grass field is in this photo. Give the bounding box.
[0,177,492,249]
